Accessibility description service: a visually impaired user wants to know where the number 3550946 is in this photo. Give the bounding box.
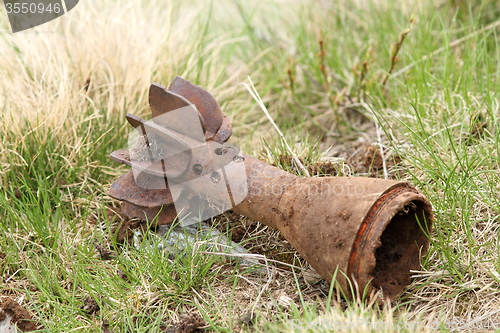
[5,2,62,14]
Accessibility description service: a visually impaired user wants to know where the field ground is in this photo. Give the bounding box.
[1,0,500,331]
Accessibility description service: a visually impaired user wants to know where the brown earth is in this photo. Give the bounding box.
[165,313,205,333]
[0,298,38,332]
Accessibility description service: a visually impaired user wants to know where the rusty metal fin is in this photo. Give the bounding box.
[149,83,207,136]
[168,77,223,140]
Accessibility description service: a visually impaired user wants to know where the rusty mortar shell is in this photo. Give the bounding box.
[230,155,433,300]
[109,77,433,301]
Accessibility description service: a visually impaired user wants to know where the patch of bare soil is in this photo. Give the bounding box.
[165,313,205,333]
[308,159,343,176]
[273,143,402,179]
[101,319,114,333]
[191,263,336,331]
[81,296,100,315]
[0,298,38,332]
[347,144,402,177]
[273,154,343,176]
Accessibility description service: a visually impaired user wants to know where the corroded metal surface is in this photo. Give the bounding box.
[211,114,232,143]
[109,170,178,208]
[120,201,178,225]
[168,77,223,140]
[109,77,434,301]
[348,186,432,300]
[149,84,207,137]
[238,175,433,300]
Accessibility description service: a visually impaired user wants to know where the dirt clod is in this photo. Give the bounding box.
[93,241,115,260]
[273,155,341,177]
[238,312,256,327]
[0,298,37,332]
[81,297,100,315]
[165,313,205,333]
[117,269,128,281]
[223,212,259,243]
[308,159,341,176]
[101,319,114,333]
[341,143,402,177]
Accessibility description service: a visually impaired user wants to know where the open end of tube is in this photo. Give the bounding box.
[349,188,433,301]
[371,199,432,299]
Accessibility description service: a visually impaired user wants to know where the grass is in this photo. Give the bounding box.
[1,0,500,331]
